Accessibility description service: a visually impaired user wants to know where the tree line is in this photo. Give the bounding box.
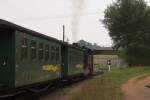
[103,0,150,66]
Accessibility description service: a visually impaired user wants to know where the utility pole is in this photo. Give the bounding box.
[63,25,65,43]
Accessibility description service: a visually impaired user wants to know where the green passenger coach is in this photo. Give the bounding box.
[0,19,93,97]
[61,44,84,78]
[68,47,84,76]
[15,31,61,87]
[0,19,62,88]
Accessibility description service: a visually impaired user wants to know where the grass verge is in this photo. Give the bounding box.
[69,67,150,100]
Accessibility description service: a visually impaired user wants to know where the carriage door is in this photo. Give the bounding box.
[0,29,15,87]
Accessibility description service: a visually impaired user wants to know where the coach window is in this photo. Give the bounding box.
[51,46,55,61]
[21,38,28,60]
[56,47,59,61]
[30,40,37,60]
[45,44,50,61]
[38,43,44,60]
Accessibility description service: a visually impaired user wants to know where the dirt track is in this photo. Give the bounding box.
[122,75,150,100]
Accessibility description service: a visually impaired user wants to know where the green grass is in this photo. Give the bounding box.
[69,67,150,100]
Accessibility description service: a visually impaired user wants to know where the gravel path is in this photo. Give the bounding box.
[122,75,150,100]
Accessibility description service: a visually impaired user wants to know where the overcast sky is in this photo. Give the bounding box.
[0,0,150,46]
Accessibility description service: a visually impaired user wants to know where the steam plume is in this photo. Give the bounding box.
[71,0,85,42]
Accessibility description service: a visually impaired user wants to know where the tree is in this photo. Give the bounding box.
[103,0,150,65]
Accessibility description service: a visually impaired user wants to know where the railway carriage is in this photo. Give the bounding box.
[61,44,84,78]
[0,19,93,98]
[0,19,62,88]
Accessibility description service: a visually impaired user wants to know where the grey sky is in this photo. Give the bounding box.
[0,0,150,46]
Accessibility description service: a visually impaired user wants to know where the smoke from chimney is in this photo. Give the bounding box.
[71,0,85,42]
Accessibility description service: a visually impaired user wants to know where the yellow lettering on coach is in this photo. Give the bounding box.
[42,64,60,72]
[75,64,83,69]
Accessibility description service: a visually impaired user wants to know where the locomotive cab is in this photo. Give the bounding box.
[83,48,93,75]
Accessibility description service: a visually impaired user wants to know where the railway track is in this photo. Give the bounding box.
[3,76,86,100]
[0,70,103,100]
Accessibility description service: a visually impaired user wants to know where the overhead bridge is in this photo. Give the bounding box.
[92,49,118,55]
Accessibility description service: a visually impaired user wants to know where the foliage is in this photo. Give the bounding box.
[77,40,101,50]
[103,0,150,65]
